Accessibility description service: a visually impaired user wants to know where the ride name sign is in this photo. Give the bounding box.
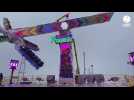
[9,59,19,70]
[50,34,73,44]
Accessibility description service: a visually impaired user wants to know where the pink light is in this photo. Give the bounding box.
[104,15,110,22]
[15,31,23,37]
[129,56,134,62]
[9,60,19,70]
[60,43,71,52]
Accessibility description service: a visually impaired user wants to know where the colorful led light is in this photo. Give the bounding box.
[9,59,19,70]
[50,36,72,44]
[129,55,134,62]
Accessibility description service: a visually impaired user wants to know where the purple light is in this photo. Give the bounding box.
[60,43,71,51]
[9,59,19,70]
[129,55,134,62]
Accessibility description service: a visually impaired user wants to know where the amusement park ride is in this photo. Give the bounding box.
[0,12,114,83]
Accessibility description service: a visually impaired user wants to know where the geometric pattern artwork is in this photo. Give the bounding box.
[59,42,73,78]
[14,13,114,37]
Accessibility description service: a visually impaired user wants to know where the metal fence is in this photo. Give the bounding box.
[1,75,134,87]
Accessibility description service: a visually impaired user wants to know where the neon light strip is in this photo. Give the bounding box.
[129,56,134,62]
[50,36,72,44]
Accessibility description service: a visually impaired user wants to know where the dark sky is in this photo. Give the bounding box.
[0,12,134,79]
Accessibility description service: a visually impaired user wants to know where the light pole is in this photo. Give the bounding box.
[9,59,19,84]
[17,56,26,83]
[83,52,86,75]
[72,38,80,76]
[88,66,90,75]
[91,65,94,75]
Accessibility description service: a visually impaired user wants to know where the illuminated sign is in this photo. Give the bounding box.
[129,55,134,62]
[9,59,19,70]
[128,52,134,62]
[50,36,72,44]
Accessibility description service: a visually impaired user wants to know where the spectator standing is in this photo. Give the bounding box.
[0,73,3,85]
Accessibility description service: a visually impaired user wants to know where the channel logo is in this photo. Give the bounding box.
[122,15,132,27]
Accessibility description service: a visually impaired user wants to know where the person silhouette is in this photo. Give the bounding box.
[0,73,3,86]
